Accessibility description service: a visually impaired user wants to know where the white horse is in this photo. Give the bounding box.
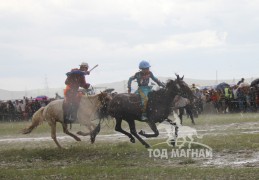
[158,113,203,148]
[22,92,111,148]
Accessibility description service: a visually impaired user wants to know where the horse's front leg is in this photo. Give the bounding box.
[165,118,178,138]
[77,122,95,136]
[127,119,150,148]
[62,123,81,141]
[166,118,178,147]
[139,121,159,138]
[90,122,101,144]
[115,118,135,144]
[49,122,62,148]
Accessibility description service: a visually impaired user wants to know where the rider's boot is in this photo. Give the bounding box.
[64,103,78,124]
[68,104,79,123]
[63,103,70,124]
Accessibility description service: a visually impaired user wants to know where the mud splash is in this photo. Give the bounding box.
[203,151,259,167]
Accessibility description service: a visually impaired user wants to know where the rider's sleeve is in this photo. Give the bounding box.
[150,72,165,87]
[79,75,90,89]
[127,73,137,89]
[66,69,85,76]
[65,69,86,86]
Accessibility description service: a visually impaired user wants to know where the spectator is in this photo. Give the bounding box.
[237,87,246,113]
[55,93,62,99]
[237,78,245,86]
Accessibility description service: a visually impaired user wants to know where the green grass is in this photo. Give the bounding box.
[179,113,259,127]
[2,113,257,137]
[0,113,259,179]
[1,166,259,180]
[0,142,259,179]
[200,133,259,151]
[198,113,259,125]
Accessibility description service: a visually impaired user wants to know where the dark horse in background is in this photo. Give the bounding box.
[108,76,194,148]
[174,74,196,125]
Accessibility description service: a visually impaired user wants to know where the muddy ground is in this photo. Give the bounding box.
[0,114,259,169]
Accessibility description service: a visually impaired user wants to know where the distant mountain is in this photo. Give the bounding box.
[94,77,254,93]
[0,88,64,101]
[0,77,255,101]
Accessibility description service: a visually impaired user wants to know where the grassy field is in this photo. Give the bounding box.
[0,113,259,179]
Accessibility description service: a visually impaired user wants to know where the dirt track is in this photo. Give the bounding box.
[1,120,259,168]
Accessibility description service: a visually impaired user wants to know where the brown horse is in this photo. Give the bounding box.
[22,92,111,148]
[107,77,194,148]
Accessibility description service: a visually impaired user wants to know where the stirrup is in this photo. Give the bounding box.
[65,114,76,124]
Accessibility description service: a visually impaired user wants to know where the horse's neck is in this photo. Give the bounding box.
[149,90,176,108]
[81,95,99,105]
[166,89,178,101]
[83,94,98,99]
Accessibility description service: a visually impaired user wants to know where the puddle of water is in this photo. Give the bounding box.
[232,159,258,165]
[197,130,208,132]
[203,152,259,167]
[0,133,136,143]
[242,130,259,134]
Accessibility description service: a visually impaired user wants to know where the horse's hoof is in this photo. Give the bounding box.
[90,132,98,143]
[170,141,175,147]
[130,138,135,143]
[139,130,145,136]
[90,136,95,144]
[145,144,151,148]
[77,131,83,135]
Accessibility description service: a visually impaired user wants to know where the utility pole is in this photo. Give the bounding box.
[216,70,218,84]
[24,86,27,97]
[124,80,126,93]
[44,75,49,96]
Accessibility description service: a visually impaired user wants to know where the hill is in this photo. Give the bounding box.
[0,77,254,101]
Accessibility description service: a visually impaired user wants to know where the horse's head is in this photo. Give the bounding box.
[164,75,194,101]
[175,75,195,101]
[98,92,112,119]
[175,73,184,81]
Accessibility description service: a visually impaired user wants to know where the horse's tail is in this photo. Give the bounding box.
[21,107,45,134]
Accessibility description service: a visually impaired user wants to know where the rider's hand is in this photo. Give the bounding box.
[85,71,90,75]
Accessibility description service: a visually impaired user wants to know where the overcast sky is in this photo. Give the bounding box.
[0,0,259,91]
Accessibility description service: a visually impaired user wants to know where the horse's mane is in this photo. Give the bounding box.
[148,88,166,98]
[149,79,176,97]
[165,79,175,88]
[82,94,99,99]
[148,79,177,111]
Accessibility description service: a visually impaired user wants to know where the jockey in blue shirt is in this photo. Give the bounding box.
[127,60,165,120]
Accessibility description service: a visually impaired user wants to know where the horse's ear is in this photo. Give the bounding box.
[100,91,109,98]
[181,75,184,80]
[98,91,104,100]
[175,73,180,80]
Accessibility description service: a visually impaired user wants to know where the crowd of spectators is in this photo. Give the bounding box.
[192,80,259,114]
[0,93,62,121]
